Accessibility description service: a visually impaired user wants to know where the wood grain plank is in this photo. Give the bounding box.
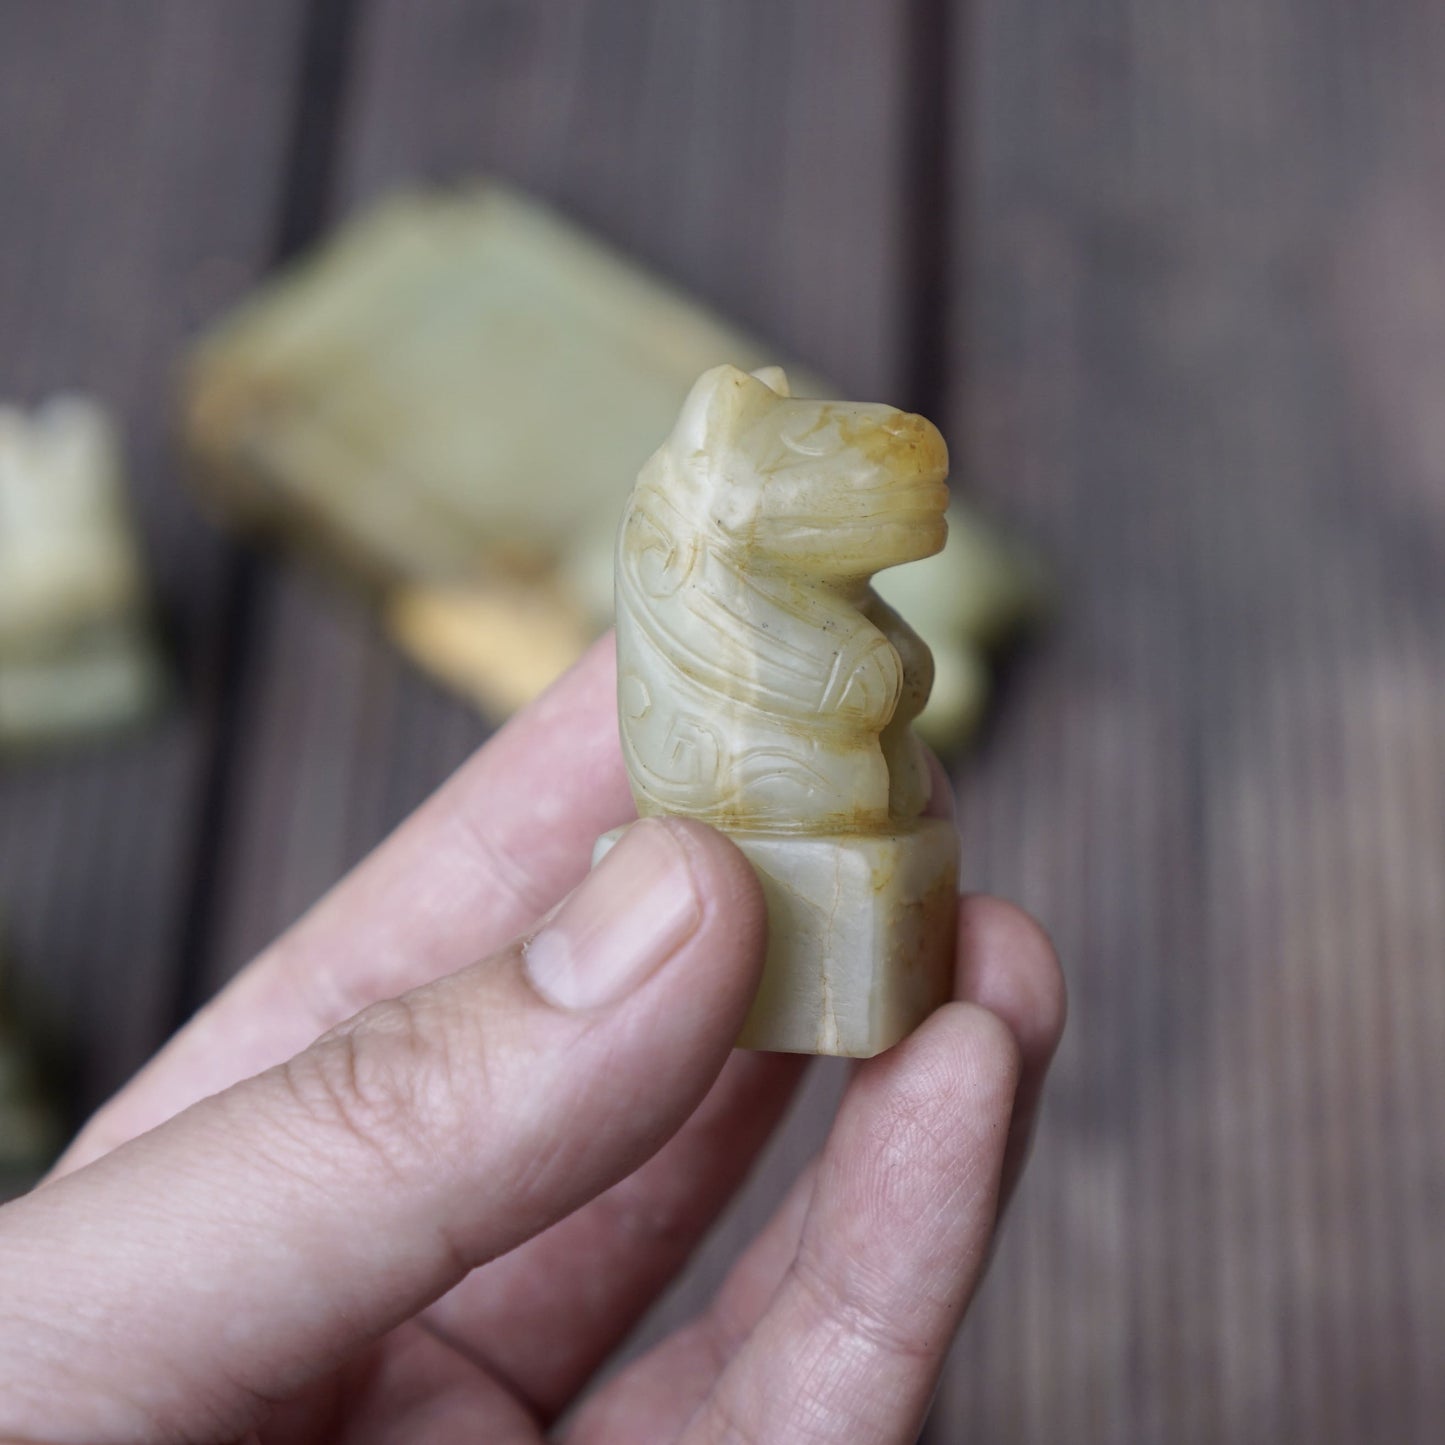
[938,0,1445,1439]
[0,1,307,1111]
[196,0,914,1389]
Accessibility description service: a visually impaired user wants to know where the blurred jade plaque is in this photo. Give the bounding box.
[184,185,1044,748]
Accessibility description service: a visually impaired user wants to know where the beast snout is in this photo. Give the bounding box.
[852,412,949,525]
[877,412,949,482]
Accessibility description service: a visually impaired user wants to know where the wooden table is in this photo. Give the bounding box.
[3,2,1442,1438]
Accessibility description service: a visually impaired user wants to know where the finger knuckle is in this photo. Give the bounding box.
[279,995,472,1181]
[792,1244,939,1367]
[452,802,559,923]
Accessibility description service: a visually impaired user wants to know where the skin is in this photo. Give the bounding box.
[0,635,1065,1444]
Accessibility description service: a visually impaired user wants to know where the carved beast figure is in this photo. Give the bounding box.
[615,364,950,834]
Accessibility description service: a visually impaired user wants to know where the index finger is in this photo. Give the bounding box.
[57,634,634,1173]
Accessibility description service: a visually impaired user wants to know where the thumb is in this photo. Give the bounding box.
[0,818,765,1440]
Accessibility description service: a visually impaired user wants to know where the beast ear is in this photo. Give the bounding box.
[671,364,776,453]
[750,365,791,397]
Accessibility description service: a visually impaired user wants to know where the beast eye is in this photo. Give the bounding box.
[755,433,827,474]
[773,412,835,457]
[749,411,840,474]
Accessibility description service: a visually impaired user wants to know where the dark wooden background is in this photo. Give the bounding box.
[3,1,1444,1439]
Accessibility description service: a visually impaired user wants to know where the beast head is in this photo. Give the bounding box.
[638,364,949,580]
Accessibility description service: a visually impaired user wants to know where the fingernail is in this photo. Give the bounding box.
[524,819,702,1009]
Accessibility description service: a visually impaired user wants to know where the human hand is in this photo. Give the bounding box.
[0,637,1064,1443]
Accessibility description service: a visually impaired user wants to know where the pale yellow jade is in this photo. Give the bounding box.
[0,397,165,749]
[605,364,959,1057]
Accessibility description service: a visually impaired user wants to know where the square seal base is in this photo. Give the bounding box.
[595,818,958,1058]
